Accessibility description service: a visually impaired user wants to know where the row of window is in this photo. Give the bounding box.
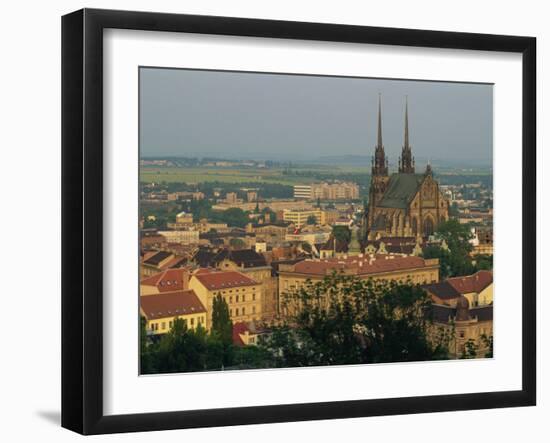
[221,287,256,294]
[229,305,257,317]
[223,293,256,304]
[150,316,205,332]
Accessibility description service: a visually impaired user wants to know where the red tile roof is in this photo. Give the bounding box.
[287,255,434,277]
[140,268,190,292]
[447,271,493,294]
[232,322,249,347]
[140,290,206,320]
[192,271,257,290]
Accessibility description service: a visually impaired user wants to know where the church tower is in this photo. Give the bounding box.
[367,94,390,234]
[398,97,415,173]
[371,94,388,177]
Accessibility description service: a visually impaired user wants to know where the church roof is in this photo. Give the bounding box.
[378,173,425,209]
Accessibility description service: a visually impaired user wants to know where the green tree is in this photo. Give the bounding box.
[332,225,351,244]
[211,294,233,346]
[139,316,153,374]
[422,219,476,278]
[306,215,317,225]
[481,334,493,358]
[473,254,493,271]
[460,338,479,359]
[260,273,450,367]
[229,238,246,249]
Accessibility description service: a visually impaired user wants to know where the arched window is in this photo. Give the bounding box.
[424,217,434,237]
[411,217,418,236]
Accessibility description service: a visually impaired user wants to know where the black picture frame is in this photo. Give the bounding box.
[61,8,536,435]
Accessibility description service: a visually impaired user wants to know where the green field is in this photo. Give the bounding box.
[140,166,371,185]
[140,165,492,187]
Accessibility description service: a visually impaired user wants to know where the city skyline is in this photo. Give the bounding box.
[140,67,493,165]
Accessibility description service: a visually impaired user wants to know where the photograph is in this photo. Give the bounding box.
[138,68,494,375]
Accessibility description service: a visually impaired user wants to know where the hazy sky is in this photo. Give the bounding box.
[140,67,493,165]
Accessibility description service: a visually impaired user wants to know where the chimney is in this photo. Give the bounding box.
[182,269,190,290]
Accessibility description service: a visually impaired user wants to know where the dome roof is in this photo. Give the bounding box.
[455,295,471,321]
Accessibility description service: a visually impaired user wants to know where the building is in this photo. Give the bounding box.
[278,254,440,314]
[232,321,270,346]
[158,229,199,245]
[225,192,238,204]
[140,289,207,335]
[285,229,331,246]
[282,208,324,227]
[140,268,190,295]
[293,185,312,200]
[447,270,493,307]
[210,249,278,321]
[175,211,193,224]
[293,182,360,201]
[246,191,258,202]
[189,270,263,325]
[430,296,493,358]
[364,96,449,240]
[140,250,188,277]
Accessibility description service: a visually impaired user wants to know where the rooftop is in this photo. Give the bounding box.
[447,270,493,294]
[192,270,258,291]
[141,268,189,292]
[140,290,206,320]
[284,254,436,277]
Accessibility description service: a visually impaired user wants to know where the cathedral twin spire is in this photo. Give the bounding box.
[372,94,388,176]
[371,95,415,176]
[398,97,415,173]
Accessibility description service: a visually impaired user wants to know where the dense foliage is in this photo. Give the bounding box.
[259,273,451,367]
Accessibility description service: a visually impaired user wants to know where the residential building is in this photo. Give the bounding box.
[282,208,324,227]
[140,268,190,295]
[232,321,270,346]
[140,289,207,335]
[158,229,199,245]
[278,254,440,315]
[293,182,360,200]
[430,297,493,358]
[213,249,278,321]
[447,270,493,307]
[175,211,193,224]
[189,270,263,325]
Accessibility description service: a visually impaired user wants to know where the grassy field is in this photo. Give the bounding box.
[139,166,371,185]
[140,165,492,186]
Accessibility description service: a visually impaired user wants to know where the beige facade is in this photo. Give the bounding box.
[189,271,263,325]
[278,255,440,315]
[282,208,324,227]
[293,182,360,200]
[215,259,277,321]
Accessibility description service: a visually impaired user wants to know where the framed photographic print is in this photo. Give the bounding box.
[61,8,536,435]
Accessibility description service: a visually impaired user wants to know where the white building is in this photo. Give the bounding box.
[158,229,200,245]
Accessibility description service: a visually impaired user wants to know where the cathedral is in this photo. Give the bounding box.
[363,96,449,241]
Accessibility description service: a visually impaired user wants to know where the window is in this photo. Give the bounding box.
[169,321,173,328]
[161,322,166,330]
[235,308,239,316]
[252,293,256,301]
[229,309,232,317]
[242,294,245,302]
[236,295,239,303]
[252,306,256,314]
[242,307,246,315]
[459,331,465,338]
[191,318,195,326]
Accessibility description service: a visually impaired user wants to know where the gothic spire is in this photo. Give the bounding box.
[377,93,383,149]
[399,96,415,174]
[372,93,388,176]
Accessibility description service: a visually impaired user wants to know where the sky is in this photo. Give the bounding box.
[139,67,493,166]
